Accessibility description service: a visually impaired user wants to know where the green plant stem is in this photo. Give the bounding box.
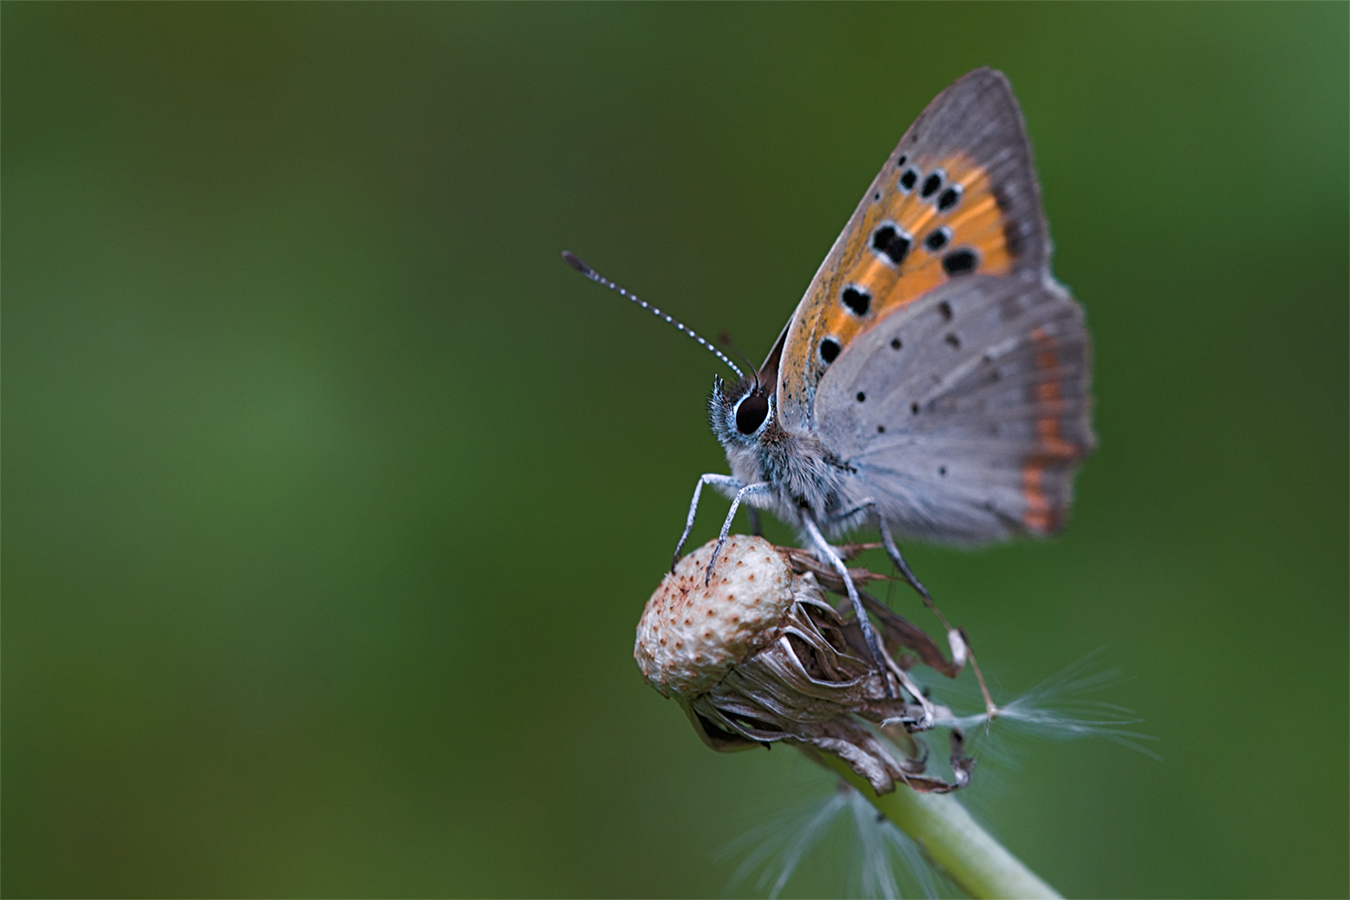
[818,754,1061,899]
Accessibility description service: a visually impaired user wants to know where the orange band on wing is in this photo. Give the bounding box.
[784,152,1023,403]
[777,147,1036,426]
[840,154,1017,343]
[1022,467,1054,532]
[1020,327,1086,533]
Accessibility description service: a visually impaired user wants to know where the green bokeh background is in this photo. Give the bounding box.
[4,4,1347,897]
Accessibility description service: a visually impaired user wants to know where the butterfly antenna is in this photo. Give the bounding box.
[562,251,745,380]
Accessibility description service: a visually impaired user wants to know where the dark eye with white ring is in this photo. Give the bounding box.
[734,392,769,434]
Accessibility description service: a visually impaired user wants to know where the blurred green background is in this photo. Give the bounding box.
[3,4,1346,897]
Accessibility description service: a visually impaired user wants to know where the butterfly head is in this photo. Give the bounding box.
[709,372,774,449]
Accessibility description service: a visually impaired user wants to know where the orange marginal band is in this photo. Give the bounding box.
[1020,327,1084,532]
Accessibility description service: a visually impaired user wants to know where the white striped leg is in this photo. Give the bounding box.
[801,514,893,694]
[703,481,772,585]
[672,473,743,571]
[877,518,936,607]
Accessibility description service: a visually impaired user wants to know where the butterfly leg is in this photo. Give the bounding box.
[747,507,763,537]
[876,518,936,606]
[878,519,998,717]
[801,514,894,697]
[821,500,880,535]
[703,482,772,585]
[673,474,744,571]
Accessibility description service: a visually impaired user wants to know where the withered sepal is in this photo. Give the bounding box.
[636,536,973,794]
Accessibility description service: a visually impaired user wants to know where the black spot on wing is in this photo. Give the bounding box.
[993,183,1023,257]
[993,184,1012,212]
[942,249,978,276]
[924,227,950,252]
[871,225,911,266]
[819,338,840,364]
[841,286,870,316]
[1003,218,1024,258]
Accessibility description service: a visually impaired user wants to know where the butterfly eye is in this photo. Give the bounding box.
[734,393,769,435]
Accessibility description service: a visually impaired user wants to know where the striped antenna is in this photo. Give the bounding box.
[562,251,745,380]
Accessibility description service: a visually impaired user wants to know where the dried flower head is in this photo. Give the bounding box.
[636,535,973,794]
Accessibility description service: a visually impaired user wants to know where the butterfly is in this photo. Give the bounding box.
[566,68,1094,677]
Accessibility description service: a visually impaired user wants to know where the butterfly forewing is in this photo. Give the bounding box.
[776,68,1048,432]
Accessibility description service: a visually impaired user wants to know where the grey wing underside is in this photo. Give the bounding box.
[814,274,1095,544]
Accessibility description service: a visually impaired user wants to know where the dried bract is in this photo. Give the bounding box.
[636,536,973,794]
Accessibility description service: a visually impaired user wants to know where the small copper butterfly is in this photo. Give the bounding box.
[566,68,1094,675]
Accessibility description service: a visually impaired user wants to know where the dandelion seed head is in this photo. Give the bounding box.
[635,536,795,697]
[637,536,974,794]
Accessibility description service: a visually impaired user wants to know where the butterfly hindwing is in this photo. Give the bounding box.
[775,68,1048,432]
[812,275,1094,542]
